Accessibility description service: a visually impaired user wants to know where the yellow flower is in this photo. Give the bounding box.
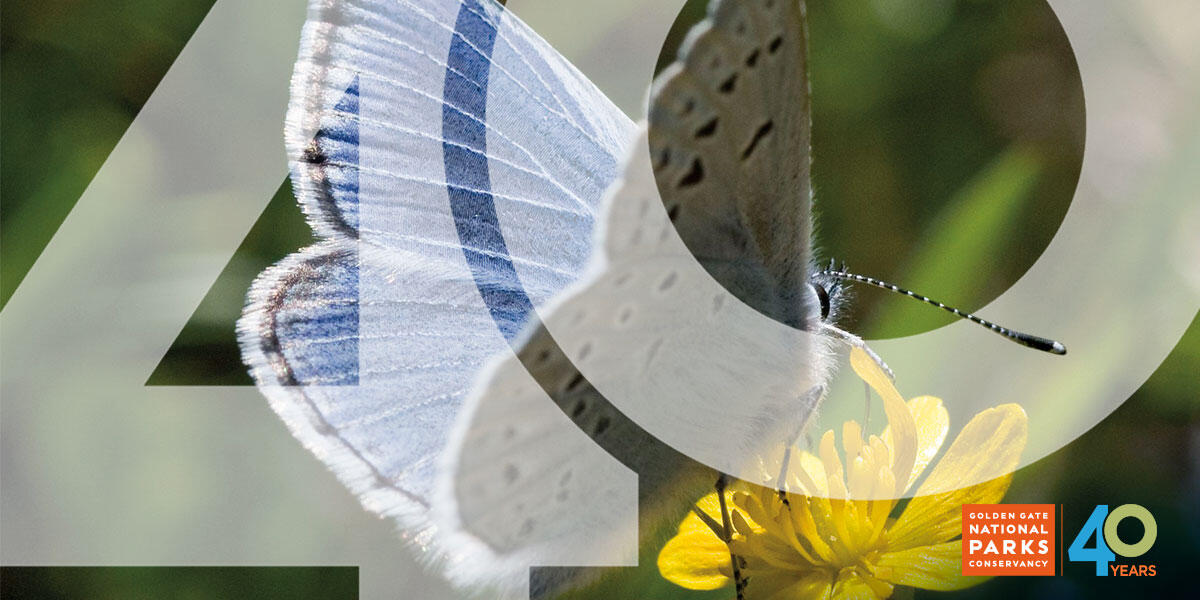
[657,347,1028,599]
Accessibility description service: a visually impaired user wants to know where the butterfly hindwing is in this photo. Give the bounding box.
[240,242,487,532]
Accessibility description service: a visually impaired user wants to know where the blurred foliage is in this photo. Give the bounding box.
[146,180,313,386]
[0,0,218,307]
[1,0,1194,598]
[0,567,357,600]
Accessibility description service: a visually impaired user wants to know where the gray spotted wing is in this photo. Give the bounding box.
[649,0,819,329]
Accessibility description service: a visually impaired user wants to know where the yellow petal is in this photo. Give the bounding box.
[881,396,949,492]
[695,488,762,532]
[657,508,729,592]
[819,430,846,498]
[792,450,829,497]
[732,491,772,535]
[887,404,1027,550]
[848,454,876,501]
[843,420,864,459]
[657,525,732,590]
[755,571,833,600]
[693,491,721,521]
[831,568,892,599]
[875,540,989,591]
[731,508,754,538]
[850,347,916,498]
[791,496,839,564]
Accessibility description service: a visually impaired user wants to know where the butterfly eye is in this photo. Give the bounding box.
[810,281,831,321]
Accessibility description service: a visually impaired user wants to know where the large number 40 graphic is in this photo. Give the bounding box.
[1067,504,1157,575]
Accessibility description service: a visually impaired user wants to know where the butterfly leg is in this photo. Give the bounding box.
[821,323,895,381]
[864,380,873,430]
[691,477,748,599]
[774,384,825,495]
[823,323,889,426]
[777,446,793,500]
[693,382,825,598]
[714,474,748,600]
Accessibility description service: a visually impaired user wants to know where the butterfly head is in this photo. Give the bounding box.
[808,259,848,326]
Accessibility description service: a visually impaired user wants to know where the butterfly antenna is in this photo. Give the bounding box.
[821,264,1067,355]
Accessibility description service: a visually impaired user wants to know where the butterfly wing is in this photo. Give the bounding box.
[649,0,819,329]
[441,0,831,593]
[239,0,634,592]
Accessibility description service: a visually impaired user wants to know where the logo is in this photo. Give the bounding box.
[1067,504,1158,576]
[962,504,1056,575]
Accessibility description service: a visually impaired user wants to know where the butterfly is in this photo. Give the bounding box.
[239,0,938,597]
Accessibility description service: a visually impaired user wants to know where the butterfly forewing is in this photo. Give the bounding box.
[649,0,818,329]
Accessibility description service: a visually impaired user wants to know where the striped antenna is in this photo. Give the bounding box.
[822,266,1067,355]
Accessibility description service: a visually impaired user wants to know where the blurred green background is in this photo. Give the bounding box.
[1,0,1195,598]
[0,567,357,599]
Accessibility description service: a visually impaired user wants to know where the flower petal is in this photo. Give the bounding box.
[887,404,1027,549]
[755,571,833,600]
[819,430,846,498]
[831,567,891,599]
[882,396,949,492]
[850,347,916,498]
[844,420,864,459]
[876,540,989,591]
[657,508,732,590]
[792,450,829,497]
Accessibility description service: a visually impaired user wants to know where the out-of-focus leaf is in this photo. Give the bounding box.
[865,145,1044,339]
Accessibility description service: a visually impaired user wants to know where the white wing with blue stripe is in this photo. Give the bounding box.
[238,0,635,595]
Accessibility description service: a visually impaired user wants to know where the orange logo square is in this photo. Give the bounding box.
[962,504,1056,575]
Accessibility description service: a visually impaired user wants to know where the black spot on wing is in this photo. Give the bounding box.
[719,73,738,94]
[655,147,672,170]
[741,120,775,159]
[679,157,705,187]
[658,272,678,292]
[302,140,326,165]
[594,416,611,436]
[564,371,586,393]
[745,49,760,68]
